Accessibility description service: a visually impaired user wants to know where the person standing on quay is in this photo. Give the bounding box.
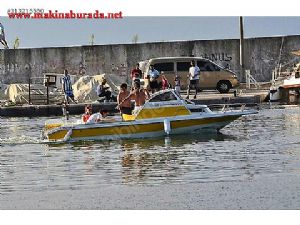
[148,65,160,93]
[161,75,169,90]
[174,74,181,96]
[62,69,76,104]
[131,63,142,83]
[0,22,9,49]
[186,61,200,99]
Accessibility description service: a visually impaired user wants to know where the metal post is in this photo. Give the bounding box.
[277,37,285,72]
[246,70,251,89]
[28,78,31,104]
[46,77,49,105]
[239,16,245,87]
[278,63,282,78]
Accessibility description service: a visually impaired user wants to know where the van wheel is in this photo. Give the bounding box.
[217,80,231,93]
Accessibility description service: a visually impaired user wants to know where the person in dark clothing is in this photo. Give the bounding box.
[148,65,160,93]
[96,78,112,101]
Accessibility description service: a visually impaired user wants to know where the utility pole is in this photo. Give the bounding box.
[90,34,94,46]
[13,37,20,49]
[239,16,246,87]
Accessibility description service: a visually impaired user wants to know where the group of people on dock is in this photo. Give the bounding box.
[62,60,200,123]
[128,60,200,97]
[130,63,175,94]
[118,60,200,115]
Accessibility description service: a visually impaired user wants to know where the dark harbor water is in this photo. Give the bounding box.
[0,105,300,196]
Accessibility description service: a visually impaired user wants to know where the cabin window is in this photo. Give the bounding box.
[149,91,178,102]
[190,108,204,113]
[177,62,191,71]
[153,63,174,72]
[197,60,221,71]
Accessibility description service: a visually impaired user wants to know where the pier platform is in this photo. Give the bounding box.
[0,90,269,117]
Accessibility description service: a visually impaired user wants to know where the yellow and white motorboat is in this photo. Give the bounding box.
[43,89,257,142]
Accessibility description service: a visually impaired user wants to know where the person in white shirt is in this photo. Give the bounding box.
[148,65,160,93]
[0,22,9,49]
[86,109,115,124]
[86,112,103,124]
[187,61,200,99]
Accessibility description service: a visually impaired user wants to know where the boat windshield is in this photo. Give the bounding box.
[173,92,194,104]
[184,99,194,104]
[149,91,178,102]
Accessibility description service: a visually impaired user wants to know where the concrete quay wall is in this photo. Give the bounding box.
[0,35,300,84]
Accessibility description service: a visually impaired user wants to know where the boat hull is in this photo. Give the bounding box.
[45,112,249,142]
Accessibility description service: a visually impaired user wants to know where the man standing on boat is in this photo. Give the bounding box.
[118,80,150,113]
[0,22,9,49]
[130,80,150,107]
[187,61,200,99]
[117,83,132,115]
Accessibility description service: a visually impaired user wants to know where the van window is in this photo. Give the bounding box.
[177,62,191,71]
[197,60,221,72]
[153,63,174,72]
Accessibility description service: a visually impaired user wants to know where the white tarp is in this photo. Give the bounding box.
[72,73,125,102]
[2,73,126,104]
[4,83,64,104]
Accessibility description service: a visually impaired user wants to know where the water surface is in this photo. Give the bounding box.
[1,105,300,193]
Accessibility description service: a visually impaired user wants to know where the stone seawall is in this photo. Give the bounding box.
[0,35,300,84]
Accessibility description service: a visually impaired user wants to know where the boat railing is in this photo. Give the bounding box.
[210,103,258,111]
[245,70,261,89]
[272,60,300,82]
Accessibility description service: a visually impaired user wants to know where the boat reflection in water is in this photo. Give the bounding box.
[119,133,236,184]
[44,132,236,185]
